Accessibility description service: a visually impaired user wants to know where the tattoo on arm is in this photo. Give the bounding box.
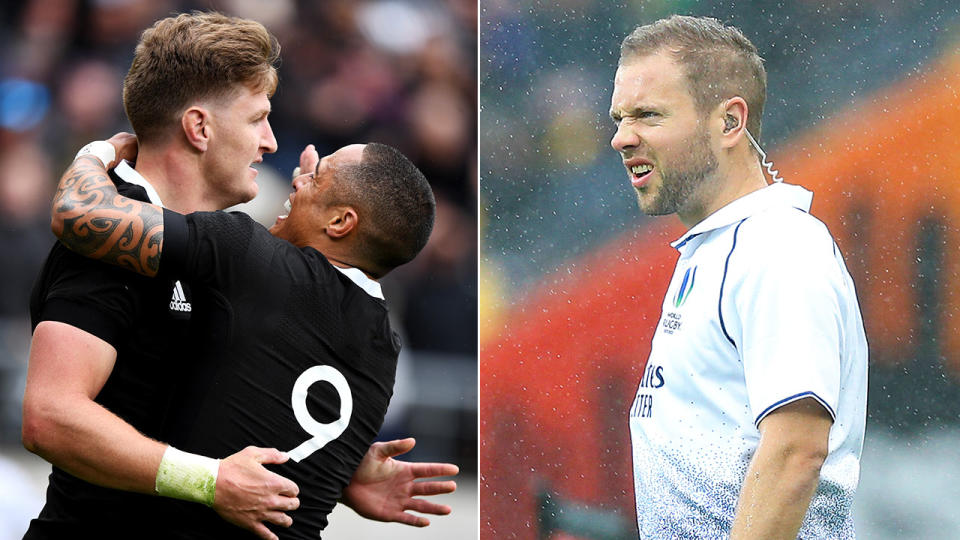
[52,156,164,277]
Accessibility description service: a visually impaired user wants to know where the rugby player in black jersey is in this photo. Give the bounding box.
[22,12,455,540]
[50,135,443,539]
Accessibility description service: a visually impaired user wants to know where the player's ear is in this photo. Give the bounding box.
[324,207,357,239]
[182,106,210,152]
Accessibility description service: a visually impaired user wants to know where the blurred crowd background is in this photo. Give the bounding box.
[482,1,960,539]
[481,0,960,292]
[0,0,476,537]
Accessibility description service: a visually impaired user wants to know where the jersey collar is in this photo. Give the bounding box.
[671,183,814,250]
[114,160,166,208]
[333,266,384,299]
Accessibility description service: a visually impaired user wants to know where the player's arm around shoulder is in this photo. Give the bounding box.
[730,398,832,539]
[51,134,165,277]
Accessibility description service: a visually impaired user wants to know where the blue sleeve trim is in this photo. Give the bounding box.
[754,391,836,427]
[718,218,748,349]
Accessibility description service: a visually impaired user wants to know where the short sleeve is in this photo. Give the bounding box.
[32,245,138,347]
[732,213,844,427]
[31,179,152,346]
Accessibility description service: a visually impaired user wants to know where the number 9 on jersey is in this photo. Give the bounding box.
[287,365,353,462]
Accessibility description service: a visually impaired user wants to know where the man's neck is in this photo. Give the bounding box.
[133,145,220,213]
[678,155,768,228]
[301,245,375,280]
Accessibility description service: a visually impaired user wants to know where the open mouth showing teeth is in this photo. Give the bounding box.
[278,199,292,219]
[631,164,653,178]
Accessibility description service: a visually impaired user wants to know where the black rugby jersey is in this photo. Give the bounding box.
[156,209,400,539]
[26,178,191,539]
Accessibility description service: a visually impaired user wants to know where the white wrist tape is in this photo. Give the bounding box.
[155,446,220,506]
[75,141,116,168]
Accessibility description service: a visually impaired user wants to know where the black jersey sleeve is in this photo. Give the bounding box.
[30,179,156,345]
[160,209,279,289]
[30,244,139,346]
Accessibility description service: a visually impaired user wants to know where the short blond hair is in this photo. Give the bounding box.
[123,11,279,142]
[621,15,766,139]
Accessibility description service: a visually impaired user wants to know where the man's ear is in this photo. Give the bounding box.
[718,97,748,149]
[182,106,210,152]
[325,207,358,239]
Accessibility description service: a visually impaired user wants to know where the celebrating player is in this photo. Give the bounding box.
[49,134,442,538]
[23,12,455,540]
[611,15,867,538]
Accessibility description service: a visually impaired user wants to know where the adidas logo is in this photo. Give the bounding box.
[169,281,192,313]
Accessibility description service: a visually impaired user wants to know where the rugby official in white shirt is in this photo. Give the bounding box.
[610,16,868,540]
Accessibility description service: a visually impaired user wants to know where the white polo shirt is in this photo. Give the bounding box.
[629,182,867,539]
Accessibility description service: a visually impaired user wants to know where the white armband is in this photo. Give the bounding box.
[155,446,220,507]
[75,141,116,168]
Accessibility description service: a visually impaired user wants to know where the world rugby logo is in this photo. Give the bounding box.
[672,266,696,308]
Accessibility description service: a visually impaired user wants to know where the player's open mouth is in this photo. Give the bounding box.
[630,163,654,187]
[276,199,292,223]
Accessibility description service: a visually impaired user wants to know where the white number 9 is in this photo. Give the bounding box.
[286,365,353,462]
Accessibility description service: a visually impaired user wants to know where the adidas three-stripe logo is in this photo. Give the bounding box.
[169,281,192,312]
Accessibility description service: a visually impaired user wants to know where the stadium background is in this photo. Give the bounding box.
[481,1,960,539]
[0,0,477,537]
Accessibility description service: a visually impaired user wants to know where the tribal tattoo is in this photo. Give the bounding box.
[52,155,164,277]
